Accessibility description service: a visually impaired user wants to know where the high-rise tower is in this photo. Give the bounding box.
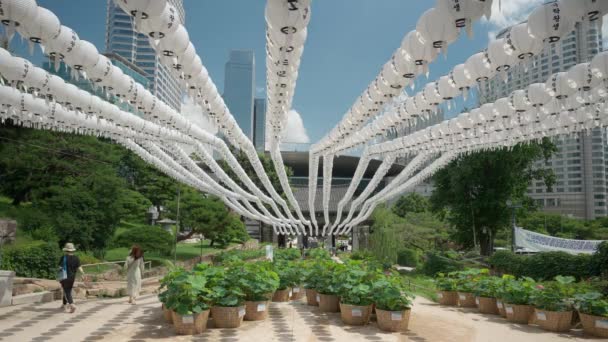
[105,0,184,111]
[223,50,255,140]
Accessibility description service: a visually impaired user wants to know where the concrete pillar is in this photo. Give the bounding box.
[0,270,15,307]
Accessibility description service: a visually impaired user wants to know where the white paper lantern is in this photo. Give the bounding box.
[85,54,114,83]
[18,6,61,47]
[23,65,47,93]
[0,55,32,83]
[451,63,474,90]
[506,23,543,60]
[0,0,38,42]
[437,75,459,100]
[265,0,311,32]
[488,38,517,72]
[527,83,551,107]
[139,2,180,39]
[115,0,167,21]
[157,24,189,57]
[436,0,493,34]
[568,62,599,91]
[45,25,79,62]
[465,52,493,82]
[528,1,575,43]
[560,0,608,23]
[510,89,532,113]
[402,30,436,67]
[416,7,459,49]
[545,72,577,99]
[423,82,442,105]
[391,48,416,79]
[590,51,608,79]
[63,40,100,71]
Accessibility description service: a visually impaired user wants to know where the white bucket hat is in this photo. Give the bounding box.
[62,242,76,252]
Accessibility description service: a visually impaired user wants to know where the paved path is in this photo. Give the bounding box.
[0,295,598,341]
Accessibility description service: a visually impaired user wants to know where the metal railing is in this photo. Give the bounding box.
[81,260,153,274]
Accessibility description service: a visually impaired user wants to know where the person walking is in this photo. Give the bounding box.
[58,242,83,313]
[125,245,145,305]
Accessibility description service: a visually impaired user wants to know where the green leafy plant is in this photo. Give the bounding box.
[574,292,608,317]
[274,260,303,290]
[301,259,325,289]
[501,277,538,305]
[159,269,211,315]
[337,261,380,306]
[274,248,301,261]
[372,275,415,311]
[435,272,458,291]
[494,274,516,300]
[532,275,577,312]
[305,248,331,260]
[239,261,279,301]
[453,268,490,293]
[199,264,246,307]
[473,276,502,298]
[315,261,345,295]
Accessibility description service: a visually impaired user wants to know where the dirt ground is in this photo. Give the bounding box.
[0,294,598,341]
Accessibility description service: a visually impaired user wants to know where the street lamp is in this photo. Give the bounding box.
[506,200,522,252]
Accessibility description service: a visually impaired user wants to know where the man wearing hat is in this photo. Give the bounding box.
[58,242,84,313]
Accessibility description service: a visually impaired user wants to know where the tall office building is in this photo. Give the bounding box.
[105,0,184,111]
[223,50,255,140]
[479,22,605,219]
[253,98,266,151]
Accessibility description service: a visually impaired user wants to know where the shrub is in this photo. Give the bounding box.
[435,273,458,291]
[350,250,374,261]
[372,275,415,311]
[501,277,538,305]
[112,225,173,256]
[489,250,596,281]
[532,276,577,312]
[75,252,100,265]
[274,260,303,290]
[159,268,211,315]
[238,261,279,301]
[574,292,608,317]
[213,249,265,264]
[274,248,301,261]
[397,248,419,267]
[421,251,463,276]
[336,261,381,306]
[2,241,62,279]
[591,241,608,279]
[305,248,331,260]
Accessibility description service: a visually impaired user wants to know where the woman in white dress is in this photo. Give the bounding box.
[125,245,145,304]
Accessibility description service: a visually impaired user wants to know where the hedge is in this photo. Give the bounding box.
[1,241,62,279]
[397,248,419,267]
[421,251,463,276]
[488,250,597,281]
[111,225,173,256]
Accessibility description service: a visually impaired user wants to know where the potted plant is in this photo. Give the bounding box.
[455,269,488,308]
[316,261,345,312]
[289,261,306,301]
[494,275,515,317]
[273,261,298,302]
[372,276,415,332]
[158,267,186,324]
[301,259,322,306]
[162,270,211,335]
[238,261,279,321]
[205,265,247,328]
[473,276,500,315]
[337,261,378,325]
[574,292,608,338]
[501,277,538,324]
[435,272,458,306]
[531,276,576,332]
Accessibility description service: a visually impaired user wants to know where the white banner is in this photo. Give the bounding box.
[515,227,605,255]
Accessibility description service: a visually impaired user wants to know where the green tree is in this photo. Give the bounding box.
[392,193,429,217]
[167,191,247,246]
[430,139,556,255]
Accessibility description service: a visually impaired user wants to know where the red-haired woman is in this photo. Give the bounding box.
[125,245,144,304]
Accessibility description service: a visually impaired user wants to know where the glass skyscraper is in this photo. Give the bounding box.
[253,98,266,151]
[223,50,255,140]
[105,0,184,111]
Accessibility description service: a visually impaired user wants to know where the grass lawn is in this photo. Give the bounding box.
[103,240,236,263]
[400,273,438,302]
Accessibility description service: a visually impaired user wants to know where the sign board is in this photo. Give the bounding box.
[515,227,605,255]
[265,245,273,261]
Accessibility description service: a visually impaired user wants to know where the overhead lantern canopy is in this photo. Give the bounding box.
[140,2,180,40]
[401,30,436,75]
[114,0,168,28]
[416,7,458,55]
[505,23,543,63]
[265,0,311,33]
[44,25,79,71]
[545,72,577,99]
[17,6,61,55]
[85,54,114,85]
[62,40,100,79]
[488,38,517,73]
[528,1,575,43]
[436,0,494,37]
[0,0,38,43]
[157,24,190,58]
[465,51,494,83]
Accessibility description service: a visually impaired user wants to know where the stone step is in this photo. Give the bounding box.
[12,291,54,305]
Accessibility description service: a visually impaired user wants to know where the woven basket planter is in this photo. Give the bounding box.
[504,303,534,324]
[477,297,499,315]
[579,312,608,338]
[339,303,372,325]
[437,291,458,306]
[162,304,173,323]
[534,309,572,332]
[290,286,305,300]
[272,288,291,302]
[210,306,245,329]
[171,310,210,335]
[244,300,269,321]
[305,288,318,306]
[496,299,506,317]
[457,292,476,307]
[376,308,412,332]
[318,293,340,312]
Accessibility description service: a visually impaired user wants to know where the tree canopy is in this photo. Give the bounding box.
[392,193,430,217]
[429,139,557,255]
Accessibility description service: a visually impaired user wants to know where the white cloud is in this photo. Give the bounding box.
[180,97,218,135]
[483,0,544,41]
[281,109,310,144]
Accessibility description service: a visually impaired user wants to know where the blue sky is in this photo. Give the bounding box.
[14,0,550,144]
